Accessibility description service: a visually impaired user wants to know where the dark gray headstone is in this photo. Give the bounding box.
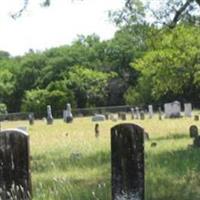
[140,111,145,120]
[194,115,199,121]
[0,129,32,199]
[111,123,144,200]
[95,123,100,138]
[158,107,162,120]
[47,105,53,125]
[189,125,198,138]
[28,113,34,125]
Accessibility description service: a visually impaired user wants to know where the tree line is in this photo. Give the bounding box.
[0,0,200,114]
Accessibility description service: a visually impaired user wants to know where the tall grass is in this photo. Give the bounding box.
[1,115,200,199]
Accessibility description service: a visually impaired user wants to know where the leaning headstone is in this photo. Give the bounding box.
[64,103,73,123]
[194,115,199,121]
[164,101,181,118]
[92,114,105,122]
[140,110,145,120]
[111,123,144,200]
[135,107,140,119]
[28,113,34,125]
[148,105,153,119]
[184,103,192,117]
[0,129,32,199]
[47,105,53,125]
[189,125,198,138]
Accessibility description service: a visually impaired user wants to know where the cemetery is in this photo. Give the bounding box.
[0,0,200,199]
[0,103,200,200]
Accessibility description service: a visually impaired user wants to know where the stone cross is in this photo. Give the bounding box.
[111,123,144,200]
[0,129,32,199]
[47,105,53,125]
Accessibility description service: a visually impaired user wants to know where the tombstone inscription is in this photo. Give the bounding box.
[111,123,144,200]
[0,129,32,199]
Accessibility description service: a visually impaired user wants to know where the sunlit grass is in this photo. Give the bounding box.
[1,114,200,200]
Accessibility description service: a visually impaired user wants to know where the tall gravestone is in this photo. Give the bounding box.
[28,113,34,125]
[111,123,144,200]
[158,107,162,120]
[148,105,153,119]
[135,107,140,119]
[140,110,145,120]
[63,103,73,123]
[184,103,192,117]
[47,105,53,125]
[130,108,135,120]
[0,129,32,199]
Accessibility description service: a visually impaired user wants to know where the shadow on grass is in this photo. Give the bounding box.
[151,133,189,141]
[32,149,111,173]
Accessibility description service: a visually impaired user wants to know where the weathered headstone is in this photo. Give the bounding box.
[194,115,199,121]
[158,107,162,120]
[118,112,126,120]
[130,108,135,120]
[110,114,118,122]
[0,129,32,199]
[140,110,145,120]
[148,105,153,119]
[92,114,105,122]
[28,113,34,125]
[189,125,198,138]
[95,123,100,138]
[184,103,192,117]
[63,103,73,123]
[111,123,144,200]
[46,105,53,125]
[135,107,140,119]
[164,101,181,118]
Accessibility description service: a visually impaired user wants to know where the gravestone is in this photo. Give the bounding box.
[189,125,198,138]
[111,123,144,200]
[140,111,145,120]
[148,105,153,119]
[130,108,135,120]
[95,123,100,138]
[28,113,34,125]
[164,101,181,118]
[46,105,53,125]
[135,107,140,119]
[92,114,105,122]
[63,103,73,123]
[118,112,126,120]
[110,114,118,122]
[0,129,32,199]
[184,103,192,117]
[158,107,162,120]
[194,115,199,121]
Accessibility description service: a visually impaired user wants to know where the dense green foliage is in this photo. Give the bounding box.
[0,0,200,113]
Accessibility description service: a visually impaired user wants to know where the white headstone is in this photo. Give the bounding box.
[148,105,153,118]
[92,114,105,122]
[164,101,181,118]
[135,107,140,119]
[184,103,192,117]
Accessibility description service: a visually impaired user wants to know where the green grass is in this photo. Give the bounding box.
[1,115,200,199]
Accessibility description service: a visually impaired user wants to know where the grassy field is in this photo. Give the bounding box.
[1,115,200,200]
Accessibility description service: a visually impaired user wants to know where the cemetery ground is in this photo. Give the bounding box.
[1,115,200,200]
